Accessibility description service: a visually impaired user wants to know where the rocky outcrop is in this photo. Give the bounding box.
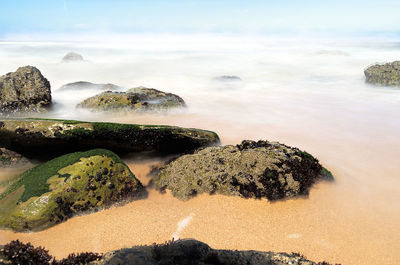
[62,52,84,62]
[364,61,400,86]
[58,81,121,91]
[0,148,29,167]
[154,140,333,201]
[0,119,220,159]
[77,87,186,112]
[0,149,144,231]
[90,239,325,265]
[0,66,51,112]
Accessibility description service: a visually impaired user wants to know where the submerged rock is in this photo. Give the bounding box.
[0,119,220,159]
[214,75,242,81]
[0,149,144,231]
[78,86,186,112]
[58,81,121,91]
[0,148,29,167]
[154,140,333,201]
[62,52,84,62]
[0,66,51,112]
[364,61,400,86]
[90,239,323,265]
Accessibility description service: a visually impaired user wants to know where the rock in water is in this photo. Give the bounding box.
[214,75,242,81]
[0,148,29,167]
[62,52,84,62]
[58,81,121,91]
[0,149,144,231]
[154,140,333,201]
[0,66,51,112]
[364,61,400,86]
[90,239,323,265]
[0,119,220,159]
[77,86,186,112]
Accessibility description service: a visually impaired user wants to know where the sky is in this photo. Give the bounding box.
[0,0,399,39]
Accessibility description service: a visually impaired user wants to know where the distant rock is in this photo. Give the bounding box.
[0,148,29,167]
[364,61,400,86]
[78,86,186,112]
[214,75,242,81]
[314,50,350,56]
[90,239,324,265]
[62,52,84,62]
[0,66,52,112]
[154,140,333,201]
[0,149,144,231]
[0,118,220,159]
[58,81,121,91]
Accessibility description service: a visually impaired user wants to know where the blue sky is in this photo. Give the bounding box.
[0,0,399,38]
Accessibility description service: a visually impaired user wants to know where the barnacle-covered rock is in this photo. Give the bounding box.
[154,140,333,201]
[0,149,144,231]
[364,61,400,86]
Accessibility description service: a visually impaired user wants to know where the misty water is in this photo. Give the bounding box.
[0,35,399,265]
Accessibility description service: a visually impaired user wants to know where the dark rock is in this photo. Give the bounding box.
[0,118,220,160]
[0,66,51,112]
[77,86,186,112]
[154,140,333,201]
[364,61,400,86]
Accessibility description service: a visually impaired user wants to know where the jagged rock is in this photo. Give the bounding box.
[0,66,51,112]
[0,149,144,231]
[364,61,400,86]
[58,81,121,91]
[78,87,186,112]
[0,148,29,167]
[90,239,323,265]
[62,52,84,62]
[0,119,220,159]
[154,140,333,201]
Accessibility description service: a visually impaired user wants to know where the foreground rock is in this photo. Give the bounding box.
[78,87,186,112]
[154,140,333,201]
[0,66,51,112]
[364,61,400,86]
[62,52,84,62]
[0,148,29,167]
[0,149,144,231]
[58,81,121,91]
[91,239,326,265]
[0,119,220,159]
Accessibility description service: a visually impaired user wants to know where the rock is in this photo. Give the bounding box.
[0,66,51,112]
[214,75,242,81]
[0,149,144,231]
[58,81,121,91]
[364,61,400,86]
[62,52,84,62]
[90,239,323,265]
[154,140,333,201]
[0,119,220,159]
[77,87,186,112]
[0,148,29,167]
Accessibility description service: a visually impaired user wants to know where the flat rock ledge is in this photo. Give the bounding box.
[0,118,220,159]
[154,140,333,201]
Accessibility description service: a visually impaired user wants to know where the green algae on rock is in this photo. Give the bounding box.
[0,149,144,232]
[0,118,220,159]
[77,86,186,112]
[154,140,333,201]
[90,239,325,265]
[0,66,51,113]
[364,61,400,86]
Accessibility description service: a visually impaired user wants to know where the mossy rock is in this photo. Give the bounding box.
[364,61,400,86]
[0,118,220,160]
[0,148,29,167]
[0,66,51,113]
[58,81,121,91]
[90,239,321,265]
[77,87,186,112]
[154,140,333,201]
[0,149,144,232]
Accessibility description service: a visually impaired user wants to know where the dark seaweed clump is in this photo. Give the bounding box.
[0,240,102,265]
